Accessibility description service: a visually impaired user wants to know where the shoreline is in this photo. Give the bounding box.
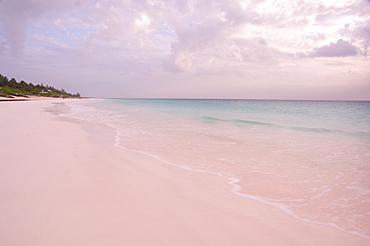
[110,119,370,241]
[1,100,369,245]
[0,95,81,101]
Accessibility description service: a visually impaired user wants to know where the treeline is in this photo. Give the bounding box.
[0,74,81,98]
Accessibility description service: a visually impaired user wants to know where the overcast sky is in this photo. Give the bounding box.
[0,0,369,99]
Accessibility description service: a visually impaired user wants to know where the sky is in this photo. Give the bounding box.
[0,0,369,100]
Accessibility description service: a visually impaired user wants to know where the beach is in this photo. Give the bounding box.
[0,95,63,101]
[0,99,369,246]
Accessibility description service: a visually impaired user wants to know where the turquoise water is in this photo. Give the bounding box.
[64,99,370,239]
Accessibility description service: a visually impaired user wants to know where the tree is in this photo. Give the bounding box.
[20,80,27,91]
[9,78,18,89]
[0,73,81,97]
[0,74,8,87]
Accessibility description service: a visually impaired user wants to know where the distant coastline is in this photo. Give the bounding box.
[0,73,81,100]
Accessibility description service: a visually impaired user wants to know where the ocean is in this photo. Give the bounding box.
[63,98,370,239]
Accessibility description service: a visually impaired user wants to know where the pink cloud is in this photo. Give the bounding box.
[311,39,358,57]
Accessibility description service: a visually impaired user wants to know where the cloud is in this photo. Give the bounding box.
[161,0,369,72]
[311,39,358,57]
[163,50,193,72]
[354,21,370,56]
[1,0,369,95]
[164,17,232,72]
[0,0,89,55]
[162,0,264,73]
[0,1,26,56]
[1,0,367,62]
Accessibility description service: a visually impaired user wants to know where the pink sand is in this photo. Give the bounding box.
[0,100,368,245]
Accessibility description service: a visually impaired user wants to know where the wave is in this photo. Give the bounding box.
[60,101,370,240]
[110,126,370,240]
[200,116,366,138]
[201,116,274,127]
[289,126,333,134]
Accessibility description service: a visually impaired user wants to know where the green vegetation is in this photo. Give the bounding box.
[0,74,81,98]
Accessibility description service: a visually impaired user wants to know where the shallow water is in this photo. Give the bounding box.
[63,99,370,239]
